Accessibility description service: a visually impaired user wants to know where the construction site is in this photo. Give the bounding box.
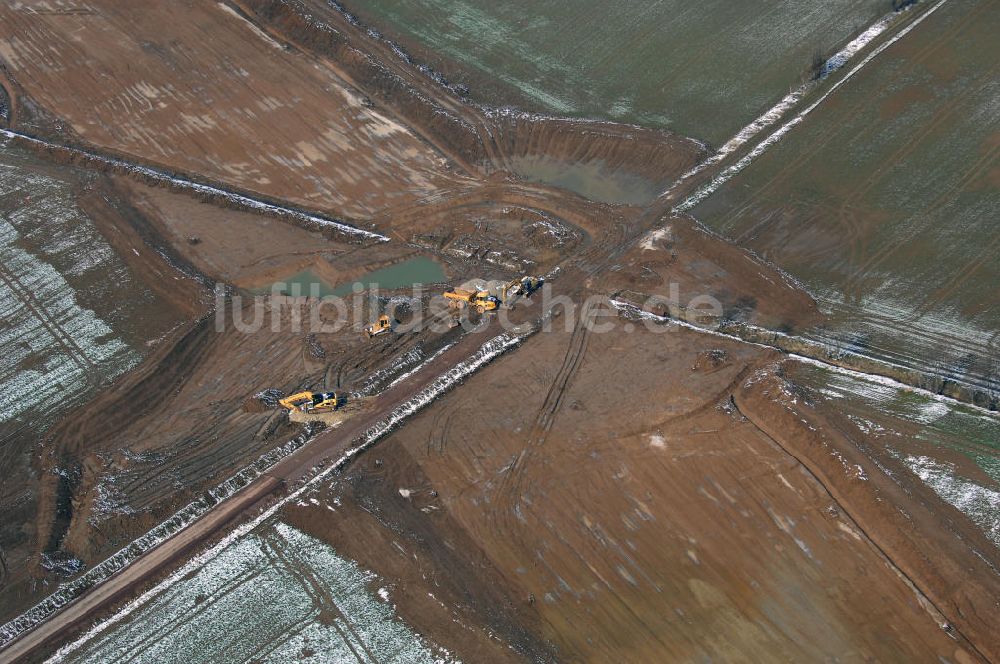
[0,0,997,662]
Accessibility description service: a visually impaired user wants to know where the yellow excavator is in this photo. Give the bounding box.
[443,287,500,314]
[502,275,543,305]
[279,391,341,414]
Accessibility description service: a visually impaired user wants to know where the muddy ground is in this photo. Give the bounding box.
[285,316,991,661]
[0,144,208,620]
[0,0,997,661]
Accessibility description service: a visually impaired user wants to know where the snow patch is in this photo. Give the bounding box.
[904,455,1000,547]
[50,522,452,663]
[217,3,284,50]
[640,227,671,251]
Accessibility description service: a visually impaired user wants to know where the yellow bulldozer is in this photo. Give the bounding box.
[443,287,500,314]
[278,391,341,414]
[364,314,396,339]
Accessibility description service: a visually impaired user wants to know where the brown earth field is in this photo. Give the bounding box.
[5,169,504,626]
[0,0,998,662]
[0,0,703,222]
[284,313,998,662]
[604,217,823,332]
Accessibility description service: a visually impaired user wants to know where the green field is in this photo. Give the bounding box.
[790,361,1000,546]
[693,0,1000,392]
[348,0,885,145]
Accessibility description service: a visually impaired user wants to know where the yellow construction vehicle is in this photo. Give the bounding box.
[443,287,476,308]
[364,314,395,339]
[502,275,543,305]
[474,295,500,314]
[444,287,500,314]
[279,391,341,414]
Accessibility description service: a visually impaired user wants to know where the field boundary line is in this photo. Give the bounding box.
[671,0,949,212]
[609,298,999,419]
[0,129,388,243]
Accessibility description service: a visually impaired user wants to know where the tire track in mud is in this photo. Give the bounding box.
[534,320,592,439]
[572,215,628,275]
[732,386,994,664]
[425,397,461,458]
[612,363,759,444]
[533,357,764,478]
[68,321,222,512]
[493,305,593,536]
[118,421,265,514]
[260,530,380,664]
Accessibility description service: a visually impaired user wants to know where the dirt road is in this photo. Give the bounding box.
[0,315,519,662]
[0,476,280,663]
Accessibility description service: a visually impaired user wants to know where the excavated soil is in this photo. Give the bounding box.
[31,285,465,584]
[737,363,1000,661]
[603,215,822,331]
[286,316,989,661]
[0,0,997,661]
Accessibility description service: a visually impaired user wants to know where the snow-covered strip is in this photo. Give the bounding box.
[384,340,458,391]
[663,89,803,200]
[609,298,776,348]
[0,425,321,649]
[661,8,905,199]
[0,198,138,423]
[217,2,284,50]
[785,355,1000,420]
[672,0,949,212]
[903,455,1000,547]
[353,345,426,397]
[51,522,452,663]
[47,331,528,659]
[0,129,388,242]
[607,298,1000,421]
